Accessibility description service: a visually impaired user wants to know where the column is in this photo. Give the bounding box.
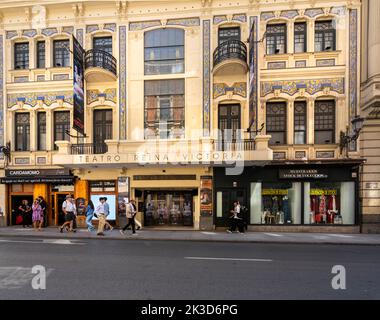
[287,99,294,145]
[29,39,35,70]
[74,180,89,228]
[287,21,294,54]
[30,111,36,151]
[308,20,315,54]
[368,0,380,78]
[335,96,347,144]
[307,98,315,145]
[46,109,53,151]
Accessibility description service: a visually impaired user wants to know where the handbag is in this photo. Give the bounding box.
[16,214,23,225]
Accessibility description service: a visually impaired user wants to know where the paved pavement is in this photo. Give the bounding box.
[0,238,379,299]
[1,226,380,245]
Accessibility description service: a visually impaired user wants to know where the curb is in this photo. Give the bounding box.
[1,232,380,246]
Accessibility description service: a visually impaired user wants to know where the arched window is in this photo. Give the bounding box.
[144,28,184,75]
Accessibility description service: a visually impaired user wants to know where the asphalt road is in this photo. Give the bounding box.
[0,237,379,300]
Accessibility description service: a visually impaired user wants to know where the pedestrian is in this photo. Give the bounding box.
[103,197,114,232]
[227,201,244,233]
[19,199,32,228]
[38,196,47,228]
[119,199,137,235]
[32,199,43,231]
[95,197,107,236]
[59,195,77,233]
[86,199,95,232]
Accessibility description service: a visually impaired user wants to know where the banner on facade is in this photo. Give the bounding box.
[72,35,85,135]
[247,17,256,135]
[200,175,213,217]
[117,177,130,217]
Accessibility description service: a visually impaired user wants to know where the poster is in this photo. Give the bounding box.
[200,176,213,217]
[117,177,130,217]
[90,195,116,220]
[72,35,85,135]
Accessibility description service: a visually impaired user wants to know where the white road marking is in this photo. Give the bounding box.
[0,239,85,245]
[313,235,329,240]
[328,234,354,238]
[201,232,217,235]
[263,233,283,237]
[185,257,273,262]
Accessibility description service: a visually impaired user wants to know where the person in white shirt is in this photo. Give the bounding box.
[95,197,107,236]
[59,195,77,233]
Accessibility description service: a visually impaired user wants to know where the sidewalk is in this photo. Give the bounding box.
[1,226,380,245]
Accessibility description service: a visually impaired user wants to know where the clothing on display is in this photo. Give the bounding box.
[309,190,340,224]
[261,191,292,224]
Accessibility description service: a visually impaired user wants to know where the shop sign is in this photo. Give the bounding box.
[279,169,328,179]
[5,168,70,177]
[200,176,213,217]
[310,189,337,196]
[89,180,116,188]
[262,189,289,196]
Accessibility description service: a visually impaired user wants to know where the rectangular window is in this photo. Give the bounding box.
[93,36,113,54]
[218,27,241,45]
[36,41,45,69]
[315,20,336,52]
[54,111,70,150]
[144,29,184,75]
[14,42,29,69]
[314,100,335,144]
[144,79,185,139]
[294,22,307,53]
[294,101,307,144]
[53,40,70,67]
[266,102,287,145]
[266,24,287,55]
[15,113,30,151]
[37,112,46,151]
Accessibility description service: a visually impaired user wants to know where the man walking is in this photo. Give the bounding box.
[120,199,137,235]
[59,195,77,233]
[103,197,114,232]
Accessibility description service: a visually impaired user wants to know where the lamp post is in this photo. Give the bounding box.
[339,116,365,156]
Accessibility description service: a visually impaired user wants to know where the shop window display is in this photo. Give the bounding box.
[304,182,355,225]
[250,182,301,224]
[143,191,193,226]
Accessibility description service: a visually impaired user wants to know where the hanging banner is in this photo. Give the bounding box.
[72,35,85,135]
[247,17,257,135]
[200,176,213,217]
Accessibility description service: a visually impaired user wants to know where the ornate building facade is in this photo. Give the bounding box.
[0,0,364,232]
[360,0,380,233]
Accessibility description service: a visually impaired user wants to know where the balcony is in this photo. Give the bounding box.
[84,49,117,82]
[70,143,108,155]
[53,136,272,168]
[213,40,248,76]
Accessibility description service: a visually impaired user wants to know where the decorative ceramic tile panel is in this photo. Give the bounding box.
[129,20,161,31]
[316,59,335,67]
[267,61,286,69]
[167,18,200,27]
[119,26,127,140]
[8,91,73,108]
[202,19,211,136]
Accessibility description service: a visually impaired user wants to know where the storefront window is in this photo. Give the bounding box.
[250,182,301,224]
[143,191,193,226]
[304,182,355,225]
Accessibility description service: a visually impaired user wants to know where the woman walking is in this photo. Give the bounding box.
[32,199,43,231]
[19,200,32,228]
[86,200,95,232]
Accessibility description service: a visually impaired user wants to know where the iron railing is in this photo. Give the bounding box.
[213,40,247,68]
[215,139,255,152]
[85,49,117,76]
[70,143,108,155]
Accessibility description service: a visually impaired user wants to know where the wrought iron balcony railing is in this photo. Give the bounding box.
[70,143,108,155]
[215,139,255,152]
[213,40,247,68]
[85,49,117,76]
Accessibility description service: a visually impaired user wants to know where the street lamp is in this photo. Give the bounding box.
[339,115,365,155]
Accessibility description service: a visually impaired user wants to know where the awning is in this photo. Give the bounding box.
[0,176,75,184]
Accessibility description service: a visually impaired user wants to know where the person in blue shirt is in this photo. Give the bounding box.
[86,199,95,232]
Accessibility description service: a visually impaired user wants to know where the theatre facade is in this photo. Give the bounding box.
[0,0,367,232]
